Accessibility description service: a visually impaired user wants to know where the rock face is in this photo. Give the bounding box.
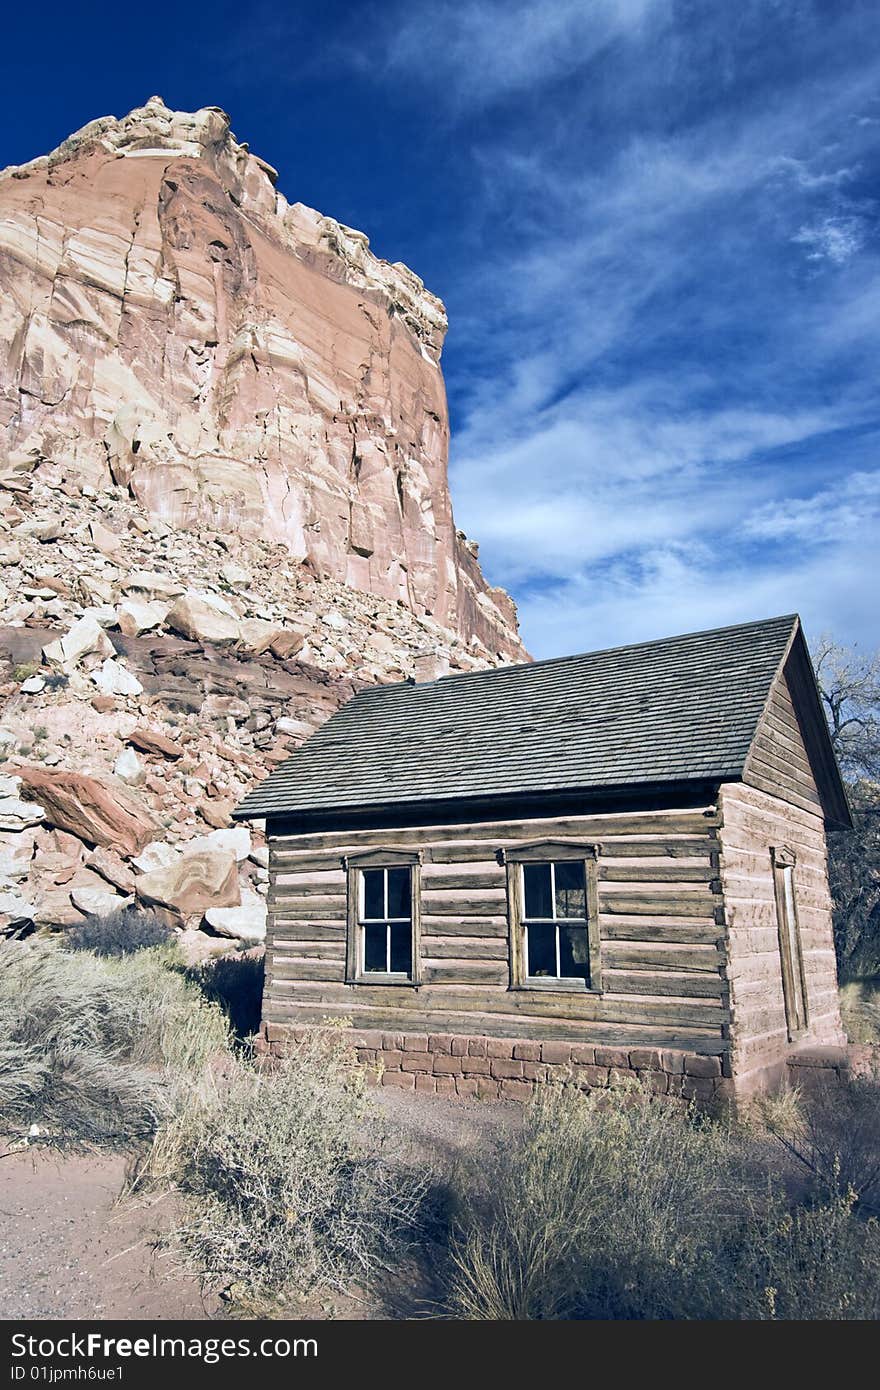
[0,96,523,661]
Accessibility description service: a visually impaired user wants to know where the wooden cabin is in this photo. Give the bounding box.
[234,615,852,1103]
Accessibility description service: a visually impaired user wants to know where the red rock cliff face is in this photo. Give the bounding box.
[0,97,524,660]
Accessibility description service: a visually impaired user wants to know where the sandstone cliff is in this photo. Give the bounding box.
[0,96,522,659]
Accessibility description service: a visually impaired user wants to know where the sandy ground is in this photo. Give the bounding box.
[0,1092,520,1321]
[0,1146,219,1320]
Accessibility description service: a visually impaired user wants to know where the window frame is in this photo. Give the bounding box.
[343,849,422,986]
[770,845,808,1039]
[502,841,601,993]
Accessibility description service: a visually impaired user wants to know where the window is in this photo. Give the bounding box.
[523,860,590,982]
[504,843,600,991]
[360,866,412,976]
[343,851,421,984]
[771,846,808,1038]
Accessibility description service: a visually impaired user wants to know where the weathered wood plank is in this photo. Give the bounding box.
[420,936,509,960]
[270,924,346,944]
[598,864,715,883]
[603,943,722,973]
[599,915,721,943]
[598,893,719,917]
[270,810,719,854]
[603,969,723,999]
[422,962,510,985]
[264,979,726,1027]
[419,916,508,937]
[421,892,507,917]
[419,870,507,891]
[272,941,346,960]
[271,960,347,982]
[262,999,727,1048]
[597,837,716,858]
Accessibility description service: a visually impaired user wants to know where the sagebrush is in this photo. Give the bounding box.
[65,906,173,957]
[138,1032,426,1303]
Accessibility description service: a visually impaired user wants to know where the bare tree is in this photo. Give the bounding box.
[813,636,880,781]
[812,636,880,979]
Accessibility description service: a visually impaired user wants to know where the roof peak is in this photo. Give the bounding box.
[403,613,801,691]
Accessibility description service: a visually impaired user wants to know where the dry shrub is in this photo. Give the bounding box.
[758,1071,880,1216]
[730,1191,880,1320]
[444,1081,880,1320]
[66,907,173,957]
[839,980,880,1044]
[445,1081,746,1319]
[0,939,229,1148]
[139,1032,427,1305]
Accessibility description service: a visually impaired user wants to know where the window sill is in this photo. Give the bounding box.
[350,974,418,987]
[513,979,599,994]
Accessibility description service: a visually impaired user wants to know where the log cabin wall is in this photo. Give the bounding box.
[718,663,845,1097]
[262,802,730,1072]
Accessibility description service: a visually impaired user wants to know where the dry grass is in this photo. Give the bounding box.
[0,939,230,1149]
[840,980,880,1043]
[442,1080,880,1320]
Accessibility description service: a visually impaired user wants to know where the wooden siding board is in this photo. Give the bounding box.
[263,804,729,1048]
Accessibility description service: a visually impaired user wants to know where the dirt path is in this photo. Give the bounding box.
[0,1147,218,1320]
[0,1093,518,1320]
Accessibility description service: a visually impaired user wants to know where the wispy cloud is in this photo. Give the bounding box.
[340,0,880,656]
[381,0,662,110]
[792,214,868,264]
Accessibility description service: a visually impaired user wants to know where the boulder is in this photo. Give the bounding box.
[113,747,146,787]
[136,848,239,922]
[275,716,314,740]
[166,592,241,646]
[0,830,35,880]
[91,659,144,697]
[20,676,46,694]
[269,630,306,660]
[126,726,182,759]
[15,764,161,856]
[71,886,132,917]
[204,887,266,944]
[0,797,45,831]
[85,846,136,895]
[220,561,251,587]
[116,598,169,637]
[82,604,120,628]
[238,618,284,655]
[119,572,185,600]
[199,798,234,829]
[131,841,180,874]
[188,825,251,862]
[88,519,122,556]
[0,890,36,932]
[43,614,114,668]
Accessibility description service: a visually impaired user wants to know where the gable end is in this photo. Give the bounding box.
[743,621,851,829]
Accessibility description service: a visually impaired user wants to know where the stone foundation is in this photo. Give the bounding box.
[256,1023,734,1106]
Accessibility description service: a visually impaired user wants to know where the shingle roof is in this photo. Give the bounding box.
[234,614,806,821]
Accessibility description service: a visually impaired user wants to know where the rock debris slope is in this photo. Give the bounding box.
[0,99,526,946]
[0,95,522,657]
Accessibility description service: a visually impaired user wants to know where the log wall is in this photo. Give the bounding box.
[263,803,730,1057]
[717,780,844,1095]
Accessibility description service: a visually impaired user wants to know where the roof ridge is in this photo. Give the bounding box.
[353,613,800,699]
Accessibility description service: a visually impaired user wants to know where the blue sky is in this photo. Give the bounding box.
[2,1,879,658]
